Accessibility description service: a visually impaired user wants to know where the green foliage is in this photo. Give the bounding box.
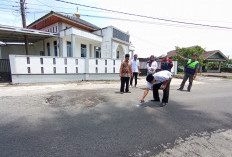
[177,67,184,72]
[229,59,232,64]
[220,59,232,68]
[173,46,205,66]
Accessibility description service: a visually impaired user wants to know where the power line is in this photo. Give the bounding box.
[79,14,228,31]
[0,7,18,11]
[20,0,232,24]
[24,9,229,31]
[21,2,119,14]
[53,0,232,30]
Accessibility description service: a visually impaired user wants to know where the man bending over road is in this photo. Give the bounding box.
[140,70,173,107]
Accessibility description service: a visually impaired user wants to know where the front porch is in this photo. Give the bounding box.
[200,50,229,73]
[58,27,103,58]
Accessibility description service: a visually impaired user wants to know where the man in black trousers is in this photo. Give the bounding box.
[120,54,133,94]
[140,70,173,107]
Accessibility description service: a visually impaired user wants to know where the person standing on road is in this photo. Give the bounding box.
[147,55,158,75]
[120,54,133,94]
[140,70,173,107]
[130,54,140,87]
[161,54,173,72]
[177,53,200,92]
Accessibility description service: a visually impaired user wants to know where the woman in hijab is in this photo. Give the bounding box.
[147,55,158,75]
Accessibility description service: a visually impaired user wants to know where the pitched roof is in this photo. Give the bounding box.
[27,11,100,31]
[166,46,229,61]
[56,12,100,30]
[167,45,200,57]
[200,50,229,61]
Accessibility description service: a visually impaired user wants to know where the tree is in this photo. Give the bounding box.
[172,46,205,66]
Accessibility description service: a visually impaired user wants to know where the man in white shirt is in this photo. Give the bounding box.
[140,70,173,107]
[130,54,140,87]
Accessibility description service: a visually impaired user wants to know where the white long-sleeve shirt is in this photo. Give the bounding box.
[147,61,158,74]
[147,70,173,89]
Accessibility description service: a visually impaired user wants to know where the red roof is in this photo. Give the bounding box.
[27,11,100,32]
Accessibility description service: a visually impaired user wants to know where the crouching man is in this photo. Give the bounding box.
[140,70,173,107]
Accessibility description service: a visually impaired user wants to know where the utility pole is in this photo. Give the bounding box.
[20,0,29,55]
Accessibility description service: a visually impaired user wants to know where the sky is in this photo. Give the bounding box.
[1,0,232,58]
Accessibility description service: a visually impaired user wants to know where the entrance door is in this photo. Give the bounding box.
[116,45,124,59]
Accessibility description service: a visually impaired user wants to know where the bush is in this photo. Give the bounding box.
[221,68,232,73]
[178,67,184,72]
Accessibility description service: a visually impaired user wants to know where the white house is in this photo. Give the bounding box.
[0,11,130,83]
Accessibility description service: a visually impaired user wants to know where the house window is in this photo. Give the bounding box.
[53,67,56,74]
[54,41,58,56]
[47,43,50,56]
[67,41,72,57]
[117,51,120,59]
[95,46,101,58]
[55,26,58,32]
[53,27,54,32]
[81,44,86,57]
[27,67,31,73]
[76,67,78,73]
[53,58,56,65]
[41,67,44,74]
[64,58,67,65]
[27,57,30,64]
[40,58,43,64]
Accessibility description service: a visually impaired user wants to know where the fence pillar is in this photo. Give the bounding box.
[71,34,76,57]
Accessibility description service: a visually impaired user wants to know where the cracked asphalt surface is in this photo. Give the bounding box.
[0,77,232,157]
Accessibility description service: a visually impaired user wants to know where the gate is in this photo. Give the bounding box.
[0,59,11,82]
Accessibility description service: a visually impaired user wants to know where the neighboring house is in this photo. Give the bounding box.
[200,50,229,72]
[1,11,129,59]
[165,46,229,73]
[0,11,130,83]
[166,45,199,58]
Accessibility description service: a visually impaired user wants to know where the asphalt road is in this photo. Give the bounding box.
[0,77,232,157]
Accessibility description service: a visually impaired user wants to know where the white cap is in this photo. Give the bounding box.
[161,54,167,58]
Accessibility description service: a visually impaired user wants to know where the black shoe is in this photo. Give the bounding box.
[187,90,191,92]
[150,99,160,102]
[177,88,183,91]
[120,92,124,94]
[160,102,167,107]
[125,91,131,93]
